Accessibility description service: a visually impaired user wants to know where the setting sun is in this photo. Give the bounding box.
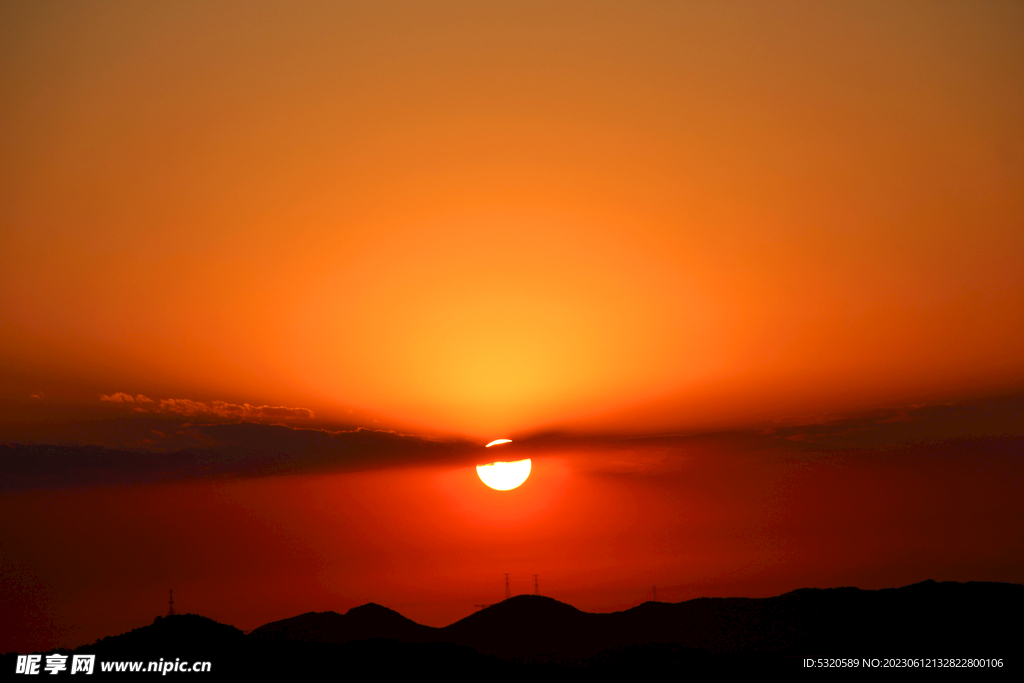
[476,459,532,491]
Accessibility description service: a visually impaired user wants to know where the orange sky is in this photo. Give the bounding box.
[2,1,1022,436]
[1,1,1023,654]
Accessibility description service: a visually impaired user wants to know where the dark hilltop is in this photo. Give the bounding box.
[3,580,1017,677]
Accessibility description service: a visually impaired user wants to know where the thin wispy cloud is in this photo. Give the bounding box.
[99,392,152,403]
[100,392,314,422]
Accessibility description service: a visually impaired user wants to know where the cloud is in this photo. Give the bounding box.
[210,401,315,421]
[753,394,1024,449]
[99,392,137,403]
[157,398,209,416]
[0,423,477,490]
[100,393,314,423]
[157,398,315,421]
[44,391,1024,489]
[99,393,153,404]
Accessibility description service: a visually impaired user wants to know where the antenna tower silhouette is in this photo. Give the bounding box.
[167,589,175,616]
[504,573,511,600]
[534,574,539,595]
[652,585,657,602]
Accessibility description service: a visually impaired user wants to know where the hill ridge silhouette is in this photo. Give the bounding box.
[5,580,1015,676]
[250,579,1021,658]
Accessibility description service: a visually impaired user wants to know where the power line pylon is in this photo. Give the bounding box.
[652,585,657,602]
[504,573,510,600]
[167,589,175,616]
[533,574,539,595]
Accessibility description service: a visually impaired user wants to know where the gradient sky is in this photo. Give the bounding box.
[1,1,1023,653]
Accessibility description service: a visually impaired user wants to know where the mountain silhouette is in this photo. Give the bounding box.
[440,595,595,657]
[5,580,1017,677]
[250,602,436,643]
[247,580,1021,659]
[80,614,247,660]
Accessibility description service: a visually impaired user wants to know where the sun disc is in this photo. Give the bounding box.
[476,459,532,491]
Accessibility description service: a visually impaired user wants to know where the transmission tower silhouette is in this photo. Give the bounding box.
[504,573,511,600]
[533,574,539,595]
[652,585,657,602]
[167,589,175,616]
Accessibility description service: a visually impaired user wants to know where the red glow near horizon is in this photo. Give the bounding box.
[2,440,1021,652]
